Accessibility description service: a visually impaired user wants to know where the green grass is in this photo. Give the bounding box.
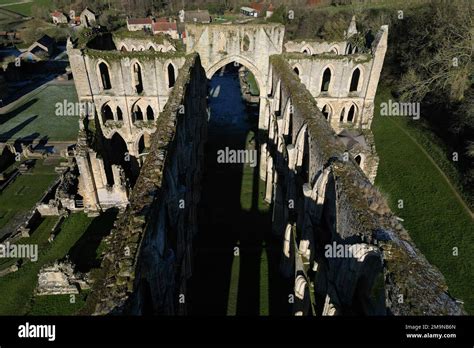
[0,213,95,315]
[246,71,260,97]
[1,0,53,17]
[0,158,59,230]
[0,85,79,142]
[372,87,474,314]
[28,291,89,315]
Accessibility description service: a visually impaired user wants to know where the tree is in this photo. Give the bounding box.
[396,1,473,102]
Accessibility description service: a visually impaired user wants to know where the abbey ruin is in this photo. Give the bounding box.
[66,18,465,316]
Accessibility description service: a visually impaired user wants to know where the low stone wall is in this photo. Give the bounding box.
[82,53,208,315]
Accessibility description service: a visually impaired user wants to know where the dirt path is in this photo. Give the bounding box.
[386,116,474,219]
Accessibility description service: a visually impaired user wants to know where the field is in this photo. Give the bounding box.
[0,157,59,232]
[0,84,79,142]
[372,87,474,313]
[0,0,53,17]
[0,211,117,315]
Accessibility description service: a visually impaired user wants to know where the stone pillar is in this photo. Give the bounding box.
[264,156,274,203]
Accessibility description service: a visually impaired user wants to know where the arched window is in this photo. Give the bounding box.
[116,106,123,121]
[133,63,143,94]
[146,106,154,120]
[350,68,361,92]
[355,155,362,166]
[101,104,113,122]
[167,63,176,88]
[120,45,127,52]
[345,43,352,55]
[321,68,331,92]
[133,105,143,121]
[339,108,345,123]
[322,104,331,120]
[302,48,311,55]
[138,135,146,154]
[347,104,356,123]
[242,35,250,52]
[293,67,300,76]
[98,62,111,90]
[148,45,155,51]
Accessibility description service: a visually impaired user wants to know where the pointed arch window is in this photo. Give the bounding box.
[321,68,331,92]
[167,63,176,88]
[98,62,111,90]
[350,68,361,92]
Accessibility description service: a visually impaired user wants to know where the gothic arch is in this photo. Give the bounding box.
[292,63,302,78]
[131,60,144,94]
[164,61,177,88]
[206,55,265,97]
[100,102,114,123]
[329,45,339,54]
[301,44,313,55]
[321,103,333,121]
[348,66,364,93]
[346,103,358,123]
[97,60,112,90]
[320,65,334,93]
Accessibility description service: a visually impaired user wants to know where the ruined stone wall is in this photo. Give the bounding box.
[68,39,189,210]
[263,55,464,315]
[82,53,208,315]
[284,26,388,133]
[284,40,346,56]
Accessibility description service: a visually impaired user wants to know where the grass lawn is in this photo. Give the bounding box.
[0,158,59,231]
[372,87,474,313]
[0,85,79,142]
[246,71,260,97]
[1,0,53,17]
[0,211,117,315]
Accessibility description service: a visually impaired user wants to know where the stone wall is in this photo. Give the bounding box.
[82,53,208,315]
[263,55,464,315]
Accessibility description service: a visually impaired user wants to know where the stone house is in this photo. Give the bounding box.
[20,35,55,62]
[51,11,68,25]
[127,17,153,31]
[80,8,96,28]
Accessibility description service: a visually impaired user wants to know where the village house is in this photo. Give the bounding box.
[80,8,96,28]
[127,17,153,31]
[19,35,55,62]
[180,9,211,24]
[51,11,68,25]
[152,19,179,39]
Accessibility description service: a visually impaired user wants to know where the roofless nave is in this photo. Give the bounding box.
[66,18,465,316]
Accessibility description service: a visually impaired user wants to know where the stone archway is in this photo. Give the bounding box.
[206,55,267,131]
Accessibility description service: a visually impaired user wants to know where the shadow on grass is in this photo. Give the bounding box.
[188,64,291,316]
[68,208,119,273]
[0,98,38,125]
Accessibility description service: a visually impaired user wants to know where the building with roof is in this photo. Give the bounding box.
[80,8,96,28]
[51,11,68,25]
[127,17,153,31]
[19,35,55,62]
[179,9,211,24]
[152,21,179,39]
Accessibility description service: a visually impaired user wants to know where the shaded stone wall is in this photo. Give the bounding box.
[263,55,464,316]
[83,53,208,315]
[68,39,188,210]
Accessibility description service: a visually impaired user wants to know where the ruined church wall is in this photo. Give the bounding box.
[82,53,208,315]
[265,55,464,315]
